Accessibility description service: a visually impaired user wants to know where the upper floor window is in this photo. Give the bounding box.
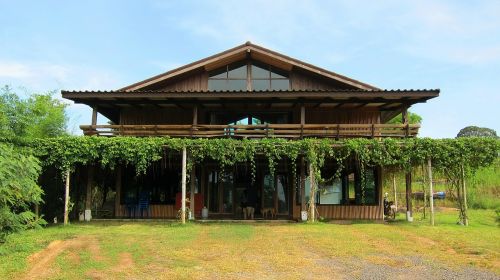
[208,61,290,91]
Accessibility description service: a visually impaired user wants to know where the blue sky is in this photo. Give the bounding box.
[1,0,499,138]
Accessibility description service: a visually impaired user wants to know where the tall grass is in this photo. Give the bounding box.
[383,159,500,210]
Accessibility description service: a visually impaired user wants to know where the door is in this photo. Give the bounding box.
[206,170,233,214]
[262,173,289,216]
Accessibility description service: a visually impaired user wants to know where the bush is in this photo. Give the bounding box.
[0,144,45,242]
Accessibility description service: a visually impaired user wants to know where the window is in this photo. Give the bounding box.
[251,63,289,91]
[208,61,290,91]
[319,178,342,204]
[208,62,248,91]
[295,167,378,206]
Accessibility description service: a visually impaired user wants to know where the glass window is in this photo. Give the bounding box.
[208,80,227,91]
[228,64,247,79]
[271,68,288,79]
[208,61,289,91]
[252,80,270,91]
[270,79,289,90]
[361,169,377,205]
[251,65,269,79]
[319,178,342,204]
[228,80,247,91]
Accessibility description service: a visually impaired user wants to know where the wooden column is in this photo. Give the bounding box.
[402,107,413,221]
[91,107,98,125]
[300,156,306,212]
[190,165,196,220]
[85,166,94,221]
[181,147,187,224]
[114,166,122,218]
[308,161,316,222]
[300,105,305,125]
[192,106,198,125]
[427,158,435,226]
[405,172,413,221]
[461,165,468,226]
[64,169,71,225]
[392,173,398,211]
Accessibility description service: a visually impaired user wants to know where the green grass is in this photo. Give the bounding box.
[1,210,499,279]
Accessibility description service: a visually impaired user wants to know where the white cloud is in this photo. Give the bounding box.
[0,60,122,91]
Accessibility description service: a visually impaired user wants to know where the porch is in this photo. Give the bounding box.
[80,123,420,138]
[79,155,384,222]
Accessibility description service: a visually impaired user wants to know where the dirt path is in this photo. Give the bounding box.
[23,236,102,280]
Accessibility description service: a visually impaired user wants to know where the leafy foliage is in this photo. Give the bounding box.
[0,86,67,139]
[457,126,497,138]
[3,136,498,224]
[0,144,46,242]
[387,111,422,124]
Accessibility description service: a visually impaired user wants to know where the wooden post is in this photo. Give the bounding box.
[181,147,187,224]
[85,166,94,221]
[91,107,98,125]
[427,158,435,226]
[192,106,198,125]
[405,171,413,221]
[114,166,122,218]
[308,161,316,222]
[392,173,397,211]
[422,164,426,219]
[300,105,305,125]
[300,156,306,212]
[35,204,39,219]
[461,165,468,226]
[64,169,70,225]
[190,164,196,220]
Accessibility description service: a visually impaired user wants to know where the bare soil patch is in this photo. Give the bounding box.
[23,236,101,280]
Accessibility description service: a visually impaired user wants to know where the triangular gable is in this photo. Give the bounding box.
[120,42,380,91]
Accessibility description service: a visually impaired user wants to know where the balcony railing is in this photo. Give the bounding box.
[80,124,420,138]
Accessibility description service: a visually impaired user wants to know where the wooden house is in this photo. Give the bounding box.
[62,42,438,220]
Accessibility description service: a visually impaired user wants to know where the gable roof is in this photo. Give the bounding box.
[120,42,380,91]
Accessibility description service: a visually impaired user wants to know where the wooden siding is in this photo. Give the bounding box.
[116,204,176,218]
[306,109,380,124]
[120,107,192,125]
[151,71,208,91]
[291,204,383,220]
[290,69,357,90]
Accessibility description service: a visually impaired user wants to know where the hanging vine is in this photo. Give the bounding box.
[2,136,498,223]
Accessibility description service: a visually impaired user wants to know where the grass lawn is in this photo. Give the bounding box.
[0,209,498,279]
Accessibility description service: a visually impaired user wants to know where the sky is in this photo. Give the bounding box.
[0,0,499,138]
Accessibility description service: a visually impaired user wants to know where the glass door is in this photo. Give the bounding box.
[262,173,289,216]
[206,170,234,214]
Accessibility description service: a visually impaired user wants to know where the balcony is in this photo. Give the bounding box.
[80,123,420,138]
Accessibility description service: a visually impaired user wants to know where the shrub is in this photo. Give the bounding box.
[0,144,45,242]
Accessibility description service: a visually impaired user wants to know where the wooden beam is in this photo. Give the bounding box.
[114,166,122,218]
[64,169,70,225]
[181,147,187,224]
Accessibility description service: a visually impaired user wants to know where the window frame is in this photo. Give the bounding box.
[208,60,290,91]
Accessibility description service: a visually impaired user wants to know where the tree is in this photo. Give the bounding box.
[457,126,497,138]
[387,111,422,124]
[0,144,45,241]
[0,86,68,139]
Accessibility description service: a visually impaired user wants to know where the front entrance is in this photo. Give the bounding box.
[205,165,290,219]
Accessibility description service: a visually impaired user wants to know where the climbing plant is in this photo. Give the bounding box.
[2,136,498,223]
